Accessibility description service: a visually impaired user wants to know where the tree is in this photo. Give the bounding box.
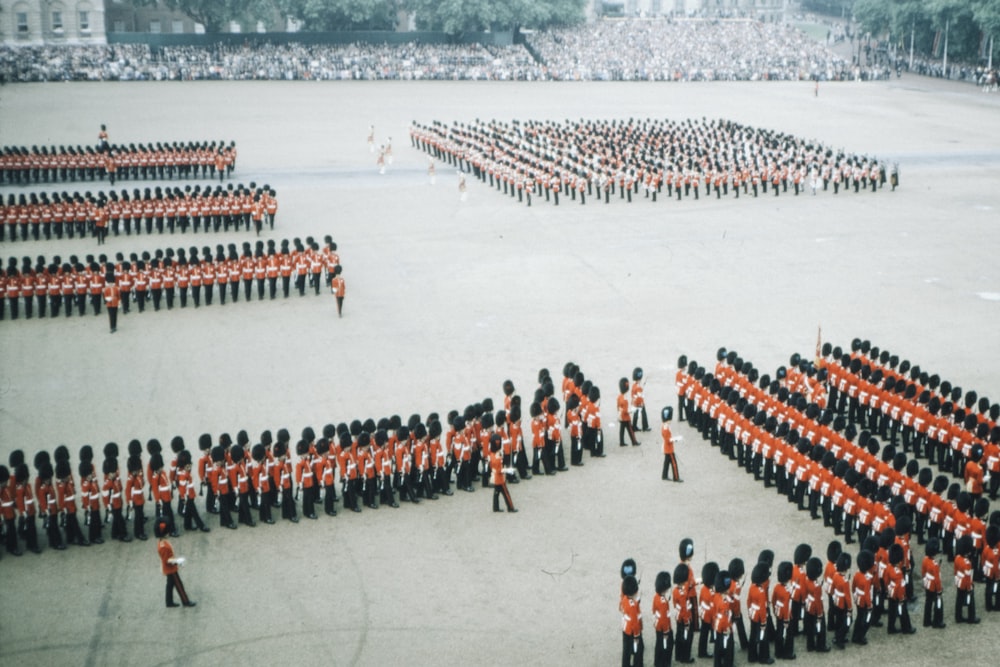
[405,0,585,36]
[853,0,892,37]
[275,0,400,31]
[972,0,1000,65]
[135,0,279,33]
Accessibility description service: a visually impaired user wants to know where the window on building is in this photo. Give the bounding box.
[172,20,184,33]
[17,12,29,34]
[229,21,242,33]
[80,11,90,32]
[150,20,162,33]
[112,20,126,32]
[52,11,64,32]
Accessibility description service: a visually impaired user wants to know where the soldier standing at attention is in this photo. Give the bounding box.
[621,574,644,667]
[103,270,120,333]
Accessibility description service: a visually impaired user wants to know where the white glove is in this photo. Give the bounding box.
[176,556,186,566]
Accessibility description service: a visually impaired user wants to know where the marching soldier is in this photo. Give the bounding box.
[79,459,104,545]
[631,367,649,432]
[102,459,129,542]
[125,455,148,541]
[176,451,209,533]
[56,458,88,547]
[661,407,682,482]
[150,454,178,537]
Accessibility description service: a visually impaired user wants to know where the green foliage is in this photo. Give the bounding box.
[851,0,1000,62]
[405,0,585,35]
[854,0,891,35]
[276,0,399,31]
[136,0,278,33]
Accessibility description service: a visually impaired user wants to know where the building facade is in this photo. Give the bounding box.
[1,0,107,45]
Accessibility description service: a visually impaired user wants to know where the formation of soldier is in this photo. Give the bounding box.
[1,183,276,243]
[620,524,1000,667]
[0,236,341,322]
[0,140,236,185]
[0,363,617,555]
[654,338,1000,664]
[410,116,890,207]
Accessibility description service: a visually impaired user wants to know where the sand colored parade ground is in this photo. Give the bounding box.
[1,76,999,666]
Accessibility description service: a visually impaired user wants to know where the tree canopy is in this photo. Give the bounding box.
[852,0,999,63]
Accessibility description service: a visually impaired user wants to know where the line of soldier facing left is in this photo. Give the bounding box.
[0,363,616,557]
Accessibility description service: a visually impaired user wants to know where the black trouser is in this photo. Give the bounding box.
[457,460,472,489]
[748,620,770,663]
[107,306,118,331]
[924,591,944,626]
[65,512,86,546]
[888,597,913,632]
[632,406,649,432]
[805,612,827,650]
[434,467,451,494]
[570,436,583,465]
[110,508,127,540]
[831,606,850,645]
[697,620,713,657]
[382,477,398,506]
[281,487,297,519]
[257,492,273,522]
[218,493,234,527]
[238,492,254,525]
[955,588,976,622]
[985,580,999,611]
[21,514,39,552]
[362,477,377,508]
[3,518,20,554]
[622,633,644,667]
[653,629,673,667]
[674,621,693,663]
[324,485,338,514]
[851,606,870,644]
[181,498,207,530]
[619,420,638,446]
[165,571,191,606]
[713,630,733,667]
[662,454,679,480]
[732,614,747,650]
[281,276,291,297]
[45,512,64,548]
[204,284,213,305]
[492,483,514,511]
[86,508,102,543]
[775,618,794,658]
[132,504,146,539]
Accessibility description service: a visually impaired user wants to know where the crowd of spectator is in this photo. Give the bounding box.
[0,42,543,82]
[0,19,990,87]
[525,18,851,81]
